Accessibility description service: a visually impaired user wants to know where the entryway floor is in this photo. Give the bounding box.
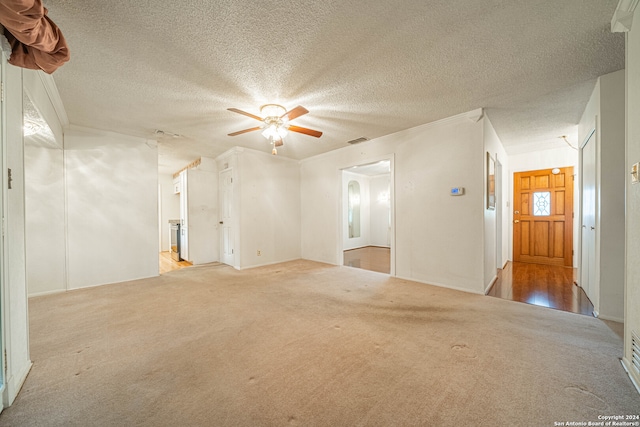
[159,251,192,274]
[343,246,390,274]
[487,261,594,316]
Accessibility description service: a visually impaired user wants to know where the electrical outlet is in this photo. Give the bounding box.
[257,250,261,256]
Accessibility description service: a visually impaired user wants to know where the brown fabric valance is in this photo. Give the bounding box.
[0,0,69,74]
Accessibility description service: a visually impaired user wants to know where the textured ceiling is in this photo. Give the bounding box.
[345,160,391,177]
[43,0,624,174]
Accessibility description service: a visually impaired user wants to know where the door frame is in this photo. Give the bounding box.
[218,167,236,268]
[577,127,597,296]
[496,158,503,269]
[337,154,396,276]
[512,166,574,266]
[0,47,6,412]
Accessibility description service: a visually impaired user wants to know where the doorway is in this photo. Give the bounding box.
[219,168,235,267]
[513,167,574,267]
[341,159,393,275]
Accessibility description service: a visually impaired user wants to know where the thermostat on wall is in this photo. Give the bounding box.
[450,187,465,196]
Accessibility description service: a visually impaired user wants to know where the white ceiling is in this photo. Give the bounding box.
[43,0,624,174]
[344,160,391,177]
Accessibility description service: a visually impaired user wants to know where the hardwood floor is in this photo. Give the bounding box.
[159,251,192,274]
[343,246,390,274]
[487,261,594,316]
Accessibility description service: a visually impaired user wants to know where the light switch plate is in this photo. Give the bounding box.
[632,162,639,184]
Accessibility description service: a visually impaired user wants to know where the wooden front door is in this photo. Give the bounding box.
[513,167,573,267]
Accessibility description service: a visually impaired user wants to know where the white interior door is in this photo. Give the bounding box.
[580,130,596,302]
[219,169,234,266]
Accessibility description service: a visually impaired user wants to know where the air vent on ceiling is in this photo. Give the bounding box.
[632,331,640,375]
[347,137,368,145]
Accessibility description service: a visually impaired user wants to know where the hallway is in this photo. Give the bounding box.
[487,261,594,316]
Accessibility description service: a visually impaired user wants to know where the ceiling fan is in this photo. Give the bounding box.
[227,104,322,154]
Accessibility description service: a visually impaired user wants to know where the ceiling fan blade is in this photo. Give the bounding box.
[288,125,322,138]
[275,139,284,147]
[281,105,309,121]
[228,126,261,136]
[227,108,264,122]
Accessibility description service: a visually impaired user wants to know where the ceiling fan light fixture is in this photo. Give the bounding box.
[260,104,286,119]
[262,124,280,139]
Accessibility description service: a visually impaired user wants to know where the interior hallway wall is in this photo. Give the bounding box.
[483,115,509,290]
[239,148,301,269]
[369,174,391,247]
[301,110,490,294]
[23,70,66,297]
[65,126,159,289]
[577,70,625,322]
[623,2,640,390]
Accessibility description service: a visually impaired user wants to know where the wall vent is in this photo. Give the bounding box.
[347,137,368,144]
[633,332,640,375]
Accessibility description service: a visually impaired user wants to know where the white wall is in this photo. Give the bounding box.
[158,173,179,252]
[186,157,219,265]
[23,72,66,297]
[1,57,31,407]
[483,115,509,290]
[577,70,625,322]
[623,3,640,390]
[24,134,65,296]
[598,70,626,321]
[370,174,391,247]
[342,171,371,250]
[239,148,301,269]
[65,126,159,289]
[301,110,487,294]
[508,145,579,265]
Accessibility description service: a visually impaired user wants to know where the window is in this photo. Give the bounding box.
[533,192,551,216]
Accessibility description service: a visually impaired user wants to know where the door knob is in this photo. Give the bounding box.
[514,220,519,223]
[219,221,224,224]
[590,226,595,230]
[514,210,520,214]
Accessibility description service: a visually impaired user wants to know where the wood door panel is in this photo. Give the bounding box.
[521,221,530,255]
[513,167,573,267]
[535,175,549,188]
[555,191,565,215]
[534,221,549,257]
[554,221,565,258]
[520,194,530,215]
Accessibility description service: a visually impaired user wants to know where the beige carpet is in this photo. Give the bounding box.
[1,260,638,426]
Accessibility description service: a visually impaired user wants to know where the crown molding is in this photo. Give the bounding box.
[37,71,69,127]
[612,0,639,32]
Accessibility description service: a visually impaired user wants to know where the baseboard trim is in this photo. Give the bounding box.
[28,288,66,298]
[621,358,640,395]
[597,314,625,323]
[485,275,498,295]
[395,275,485,295]
[240,258,301,270]
[5,361,32,406]
[344,245,390,252]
